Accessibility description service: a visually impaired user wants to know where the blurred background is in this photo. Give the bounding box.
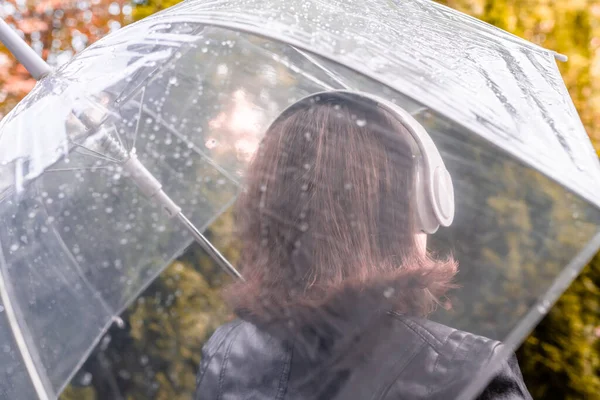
[0,0,599,399]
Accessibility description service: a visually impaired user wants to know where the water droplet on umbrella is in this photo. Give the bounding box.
[113,316,125,328]
[80,372,93,386]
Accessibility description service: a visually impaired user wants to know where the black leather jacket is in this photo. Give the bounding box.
[195,313,532,400]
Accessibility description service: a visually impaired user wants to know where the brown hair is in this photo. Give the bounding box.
[225,93,457,325]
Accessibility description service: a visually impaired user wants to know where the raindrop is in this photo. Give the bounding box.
[383,287,395,298]
[64,226,71,232]
[80,372,93,386]
[105,207,113,214]
[113,316,125,328]
[536,300,551,314]
[356,119,367,127]
[120,238,128,245]
[201,47,208,53]
[47,216,55,223]
[301,183,308,191]
[40,226,48,233]
[3,345,11,353]
[0,305,4,313]
[260,184,267,192]
[304,132,311,141]
[168,76,178,86]
[217,64,229,76]
[303,163,310,170]
[9,244,19,253]
[344,183,352,190]
[41,191,48,198]
[299,222,309,232]
[46,198,53,204]
[205,138,218,149]
[28,212,35,219]
[140,355,149,366]
[58,192,65,199]
[146,117,153,124]
[20,235,28,244]
[299,211,306,219]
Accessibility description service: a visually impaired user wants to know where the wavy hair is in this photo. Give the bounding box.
[225,93,457,327]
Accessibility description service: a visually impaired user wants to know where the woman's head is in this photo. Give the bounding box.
[227,92,457,321]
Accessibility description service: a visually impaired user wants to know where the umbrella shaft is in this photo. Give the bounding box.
[177,212,244,281]
[0,18,51,79]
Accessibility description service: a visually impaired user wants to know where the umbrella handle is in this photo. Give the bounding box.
[0,18,51,80]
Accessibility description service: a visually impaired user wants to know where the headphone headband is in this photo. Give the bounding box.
[271,90,455,233]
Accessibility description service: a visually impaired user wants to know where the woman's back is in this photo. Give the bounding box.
[195,91,532,399]
[195,313,531,400]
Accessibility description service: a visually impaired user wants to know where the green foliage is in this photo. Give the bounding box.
[436,1,600,398]
[133,0,184,21]
[517,254,600,400]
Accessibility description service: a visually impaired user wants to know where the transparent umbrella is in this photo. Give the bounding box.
[0,0,599,399]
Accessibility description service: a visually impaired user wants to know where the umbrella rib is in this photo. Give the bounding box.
[37,201,115,317]
[131,86,146,152]
[45,166,113,172]
[291,46,353,90]
[69,140,120,163]
[0,245,51,400]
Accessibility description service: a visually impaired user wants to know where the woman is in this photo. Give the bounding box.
[195,91,532,399]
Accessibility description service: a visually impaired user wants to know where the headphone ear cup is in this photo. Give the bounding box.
[432,167,455,227]
[414,164,440,234]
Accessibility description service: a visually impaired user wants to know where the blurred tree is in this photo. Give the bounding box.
[0,0,598,399]
[0,0,132,118]
[437,1,600,399]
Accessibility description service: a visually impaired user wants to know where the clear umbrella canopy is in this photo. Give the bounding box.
[0,0,599,399]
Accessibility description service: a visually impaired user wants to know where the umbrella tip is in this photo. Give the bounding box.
[554,52,568,62]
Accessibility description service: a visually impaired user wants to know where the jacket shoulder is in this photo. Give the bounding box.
[195,320,292,400]
[396,316,501,365]
[384,315,531,399]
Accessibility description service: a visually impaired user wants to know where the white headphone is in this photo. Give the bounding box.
[272,90,455,234]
